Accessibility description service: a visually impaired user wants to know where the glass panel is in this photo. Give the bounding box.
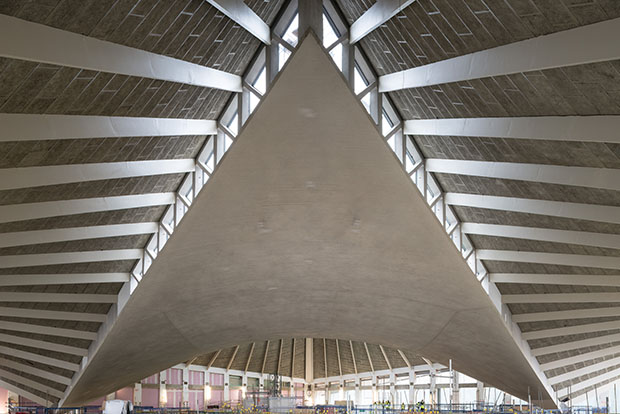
[382,112,394,136]
[323,14,340,48]
[253,68,267,95]
[282,14,299,46]
[227,113,239,135]
[278,43,292,70]
[249,90,260,114]
[360,91,371,113]
[354,66,368,95]
[329,43,343,71]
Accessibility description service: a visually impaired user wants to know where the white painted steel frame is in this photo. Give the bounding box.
[549,356,620,385]
[0,273,130,286]
[0,321,97,340]
[503,293,620,304]
[206,0,271,44]
[0,249,143,268]
[513,307,620,323]
[522,321,620,340]
[490,273,620,287]
[531,333,620,357]
[379,17,620,91]
[349,0,417,44]
[0,15,242,92]
[540,344,620,371]
[477,250,620,270]
[403,116,620,144]
[559,368,620,399]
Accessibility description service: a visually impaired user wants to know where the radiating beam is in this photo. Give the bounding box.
[444,193,620,225]
[403,116,620,144]
[461,222,620,250]
[0,368,64,398]
[0,357,71,386]
[0,159,195,191]
[206,0,270,44]
[513,307,620,323]
[504,293,620,304]
[559,367,620,398]
[0,272,130,286]
[477,250,620,270]
[0,306,107,322]
[0,345,80,371]
[350,0,417,44]
[426,159,620,191]
[0,332,88,357]
[0,15,242,92]
[0,292,117,303]
[0,379,51,406]
[0,249,142,268]
[379,17,620,91]
[540,344,620,371]
[0,192,176,224]
[549,355,620,385]
[522,321,620,340]
[0,222,158,248]
[490,273,620,287]
[531,333,620,357]
[0,321,98,340]
[0,114,217,142]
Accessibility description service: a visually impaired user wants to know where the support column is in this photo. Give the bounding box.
[204,369,211,408]
[305,338,314,405]
[451,372,459,406]
[182,367,190,407]
[372,375,377,404]
[429,369,437,407]
[134,383,142,406]
[298,0,323,42]
[224,371,230,402]
[409,370,416,407]
[389,372,396,405]
[159,370,167,408]
[355,380,361,407]
[476,381,484,410]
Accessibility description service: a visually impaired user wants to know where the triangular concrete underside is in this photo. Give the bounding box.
[64,35,553,407]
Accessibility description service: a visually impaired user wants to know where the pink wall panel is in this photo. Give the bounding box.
[230,389,242,403]
[210,390,223,405]
[209,373,224,386]
[166,369,183,385]
[0,388,8,414]
[188,390,204,410]
[142,374,159,385]
[166,390,182,407]
[116,388,133,401]
[141,388,159,407]
[189,371,204,385]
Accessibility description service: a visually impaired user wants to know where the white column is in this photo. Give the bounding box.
[429,369,437,407]
[133,383,142,406]
[160,370,167,407]
[372,375,377,404]
[305,338,314,405]
[182,367,190,407]
[409,370,416,407]
[451,373,459,406]
[355,380,361,407]
[204,369,210,408]
[389,372,396,405]
[476,381,484,409]
[224,371,230,402]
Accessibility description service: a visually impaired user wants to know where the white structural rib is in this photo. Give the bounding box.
[477,250,620,270]
[0,306,107,323]
[0,114,217,142]
[0,368,64,399]
[513,307,620,323]
[0,345,80,371]
[0,292,117,303]
[379,17,620,91]
[0,379,50,406]
[503,293,620,304]
[0,222,158,248]
[0,192,176,224]
[0,249,142,268]
[521,321,620,340]
[0,273,130,286]
[461,222,620,250]
[0,357,72,386]
[206,0,270,44]
[540,344,620,371]
[403,116,620,144]
[531,333,620,357]
[0,332,88,357]
[0,15,242,92]
[425,159,620,191]
[0,159,195,191]
[444,193,620,225]
[349,0,417,44]
[0,321,97,340]
[490,273,620,287]
[549,356,620,385]
[560,368,620,398]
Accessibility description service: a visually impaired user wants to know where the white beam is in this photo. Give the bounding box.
[403,116,620,144]
[504,293,620,304]
[0,368,64,399]
[350,0,417,44]
[461,222,620,250]
[0,321,97,340]
[513,307,620,323]
[490,273,620,287]
[379,17,620,91]
[0,272,130,286]
[549,355,620,385]
[0,357,71,386]
[0,15,242,92]
[426,159,620,192]
[0,222,158,248]
[531,333,620,357]
[522,321,620,340]
[444,192,620,225]
[205,0,270,44]
[0,159,195,191]
[0,379,51,406]
[0,306,107,322]
[477,250,620,270]
[560,367,620,398]
[0,249,143,268]
[0,114,217,142]
[0,345,80,371]
[0,292,117,303]
[540,344,620,371]
[0,332,88,357]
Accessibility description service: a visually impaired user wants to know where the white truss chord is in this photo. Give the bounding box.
[350,0,417,44]
[206,0,271,44]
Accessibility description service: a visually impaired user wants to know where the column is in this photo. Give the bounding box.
[305,338,314,406]
[429,369,437,408]
[409,370,416,407]
[372,375,377,405]
[182,367,190,407]
[355,380,361,407]
[451,372,459,407]
[133,383,142,406]
[224,371,230,402]
[476,381,484,410]
[389,372,396,406]
[204,369,210,408]
[159,370,167,408]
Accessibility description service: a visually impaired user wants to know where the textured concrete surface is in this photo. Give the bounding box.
[62,36,554,407]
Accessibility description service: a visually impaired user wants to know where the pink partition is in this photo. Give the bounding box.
[189,371,204,385]
[209,373,224,386]
[142,374,159,385]
[116,388,133,401]
[210,390,223,405]
[142,388,159,407]
[0,387,8,414]
[166,369,183,385]
[166,389,182,407]
[230,389,242,403]
[188,390,204,410]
